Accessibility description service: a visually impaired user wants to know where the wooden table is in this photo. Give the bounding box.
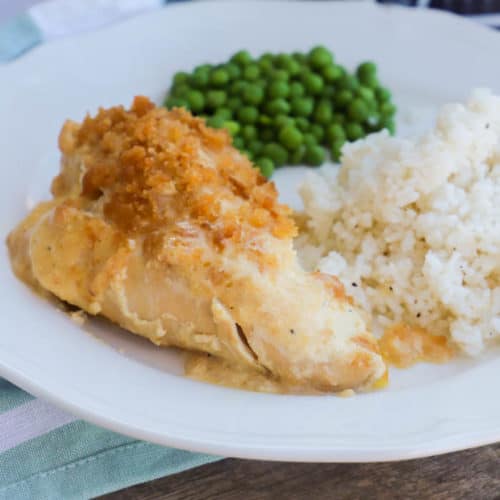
[100,443,499,499]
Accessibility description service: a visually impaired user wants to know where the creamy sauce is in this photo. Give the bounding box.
[379,324,456,368]
[185,351,388,395]
[184,352,301,394]
[186,323,457,393]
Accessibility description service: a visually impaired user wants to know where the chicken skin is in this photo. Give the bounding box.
[7,97,385,391]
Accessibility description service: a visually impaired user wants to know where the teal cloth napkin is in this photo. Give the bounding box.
[0,13,42,62]
[0,380,218,500]
[0,2,217,499]
[0,379,217,499]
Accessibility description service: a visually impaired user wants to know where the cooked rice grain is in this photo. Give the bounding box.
[296,89,500,355]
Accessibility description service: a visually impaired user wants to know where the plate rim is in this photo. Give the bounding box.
[0,0,499,462]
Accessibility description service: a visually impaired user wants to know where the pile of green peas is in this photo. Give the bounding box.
[164,46,396,178]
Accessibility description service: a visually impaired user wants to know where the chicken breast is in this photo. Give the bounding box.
[7,97,385,391]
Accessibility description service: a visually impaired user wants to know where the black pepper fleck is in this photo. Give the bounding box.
[289,329,295,335]
[352,282,358,287]
[416,312,421,318]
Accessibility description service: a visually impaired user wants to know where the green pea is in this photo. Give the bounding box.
[191,67,210,88]
[196,63,213,73]
[380,118,396,135]
[291,97,314,117]
[170,97,189,110]
[229,80,247,96]
[271,69,289,81]
[302,72,324,95]
[242,85,264,105]
[238,106,259,124]
[348,99,369,122]
[164,97,186,109]
[356,61,377,82]
[376,86,392,102]
[308,46,333,69]
[279,125,303,151]
[241,124,258,141]
[303,133,318,148]
[207,115,226,129]
[380,102,397,117]
[289,81,305,99]
[262,142,288,167]
[214,107,232,120]
[367,98,378,113]
[313,100,333,125]
[321,86,335,99]
[330,139,346,162]
[268,81,290,99]
[360,73,379,88]
[331,113,346,125]
[259,52,274,63]
[233,136,245,150]
[274,115,295,129]
[231,50,253,66]
[226,97,242,112]
[164,96,174,108]
[292,52,307,64]
[338,74,359,92]
[243,64,260,81]
[286,59,301,77]
[210,68,230,87]
[256,157,275,178]
[357,86,376,102]
[266,98,291,116]
[255,79,267,91]
[322,64,343,83]
[248,139,263,156]
[225,63,241,80]
[259,114,273,126]
[310,124,325,142]
[335,89,353,108]
[206,90,227,109]
[277,54,300,76]
[346,122,365,141]
[223,120,240,136]
[274,53,290,66]
[173,71,190,86]
[325,123,346,144]
[260,127,275,142]
[304,145,325,166]
[258,55,274,76]
[295,117,310,132]
[289,145,306,165]
[185,90,205,113]
[241,149,253,161]
[171,83,190,98]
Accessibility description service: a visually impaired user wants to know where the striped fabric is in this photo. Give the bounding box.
[0,382,218,500]
[0,0,499,498]
[377,0,500,28]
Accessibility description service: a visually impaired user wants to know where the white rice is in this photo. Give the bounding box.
[296,89,500,355]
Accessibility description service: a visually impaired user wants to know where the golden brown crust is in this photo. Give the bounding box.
[54,96,296,250]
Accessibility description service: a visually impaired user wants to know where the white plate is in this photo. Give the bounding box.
[0,1,499,462]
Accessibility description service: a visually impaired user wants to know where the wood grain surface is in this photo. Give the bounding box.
[100,443,500,500]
